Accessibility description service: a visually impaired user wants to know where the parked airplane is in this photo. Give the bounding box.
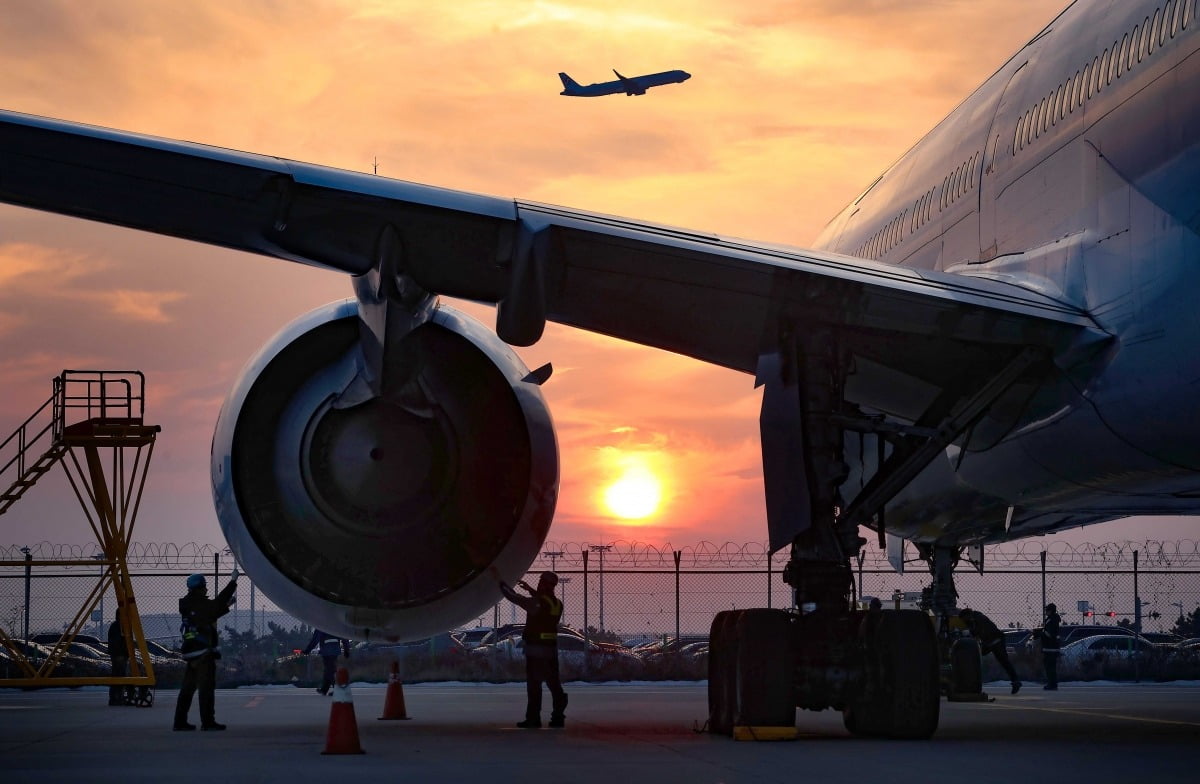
[559,68,690,96]
[0,0,1197,740]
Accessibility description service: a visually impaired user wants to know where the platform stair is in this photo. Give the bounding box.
[1,370,161,689]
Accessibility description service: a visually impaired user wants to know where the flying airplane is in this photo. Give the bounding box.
[558,69,691,96]
[0,0,1197,740]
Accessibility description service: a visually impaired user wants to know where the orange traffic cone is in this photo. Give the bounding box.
[322,667,365,755]
[378,660,411,720]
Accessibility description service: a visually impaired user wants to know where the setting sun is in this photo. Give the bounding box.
[603,464,663,519]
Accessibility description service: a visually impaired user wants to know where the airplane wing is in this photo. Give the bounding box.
[0,109,1110,548]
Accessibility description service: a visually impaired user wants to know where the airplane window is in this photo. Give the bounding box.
[1051,84,1062,124]
[1163,1,1176,43]
[1083,61,1093,100]
[1071,70,1083,111]
[1025,107,1035,146]
[1150,8,1162,54]
[1140,18,1151,61]
[1118,32,1130,77]
[1173,0,1184,35]
[1185,0,1193,29]
[1128,25,1140,71]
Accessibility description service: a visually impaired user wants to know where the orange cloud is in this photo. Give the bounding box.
[107,289,188,323]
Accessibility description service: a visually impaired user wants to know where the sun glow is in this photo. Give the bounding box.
[600,454,664,521]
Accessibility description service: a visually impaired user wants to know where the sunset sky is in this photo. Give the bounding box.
[1,0,1194,552]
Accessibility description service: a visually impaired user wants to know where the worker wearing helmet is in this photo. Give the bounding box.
[173,569,238,731]
[499,571,568,728]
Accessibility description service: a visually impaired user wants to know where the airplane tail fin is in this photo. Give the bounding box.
[558,72,581,90]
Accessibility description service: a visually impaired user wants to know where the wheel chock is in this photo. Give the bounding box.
[732,726,798,741]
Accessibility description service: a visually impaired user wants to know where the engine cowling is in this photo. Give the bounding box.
[211,299,558,641]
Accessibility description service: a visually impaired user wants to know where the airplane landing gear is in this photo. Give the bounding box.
[842,609,940,738]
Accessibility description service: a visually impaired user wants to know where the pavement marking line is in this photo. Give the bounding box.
[244,696,265,709]
[989,701,1200,728]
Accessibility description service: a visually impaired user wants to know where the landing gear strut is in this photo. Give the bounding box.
[707,329,942,739]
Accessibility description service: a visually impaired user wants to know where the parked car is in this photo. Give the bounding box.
[453,627,493,650]
[1003,629,1035,654]
[144,640,184,660]
[32,632,109,655]
[1140,632,1184,646]
[472,634,643,677]
[1057,634,1161,669]
[1026,624,1138,650]
[1,639,106,677]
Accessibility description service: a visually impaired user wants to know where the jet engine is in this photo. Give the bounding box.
[211,299,558,641]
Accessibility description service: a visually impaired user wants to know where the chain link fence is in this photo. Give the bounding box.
[4,539,1199,685]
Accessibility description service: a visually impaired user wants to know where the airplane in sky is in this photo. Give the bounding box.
[558,69,691,96]
[1,0,1197,740]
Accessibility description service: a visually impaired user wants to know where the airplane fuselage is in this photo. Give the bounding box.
[815,0,1200,544]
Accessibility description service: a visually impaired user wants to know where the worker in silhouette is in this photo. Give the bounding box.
[302,629,351,695]
[958,608,1021,694]
[499,571,568,728]
[1036,603,1062,690]
[174,569,238,731]
[107,607,131,706]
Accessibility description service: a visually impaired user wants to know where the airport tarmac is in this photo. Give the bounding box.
[2,681,1197,783]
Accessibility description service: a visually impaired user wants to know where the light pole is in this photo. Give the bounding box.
[588,545,612,633]
[543,550,563,573]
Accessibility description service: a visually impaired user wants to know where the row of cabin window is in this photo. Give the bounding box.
[857,149,980,260]
[1013,0,1194,154]
[859,209,909,260]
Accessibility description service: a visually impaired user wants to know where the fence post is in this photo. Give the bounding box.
[1134,549,1140,682]
[1040,550,1047,617]
[674,550,681,641]
[856,550,865,606]
[767,549,773,609]
[22,546,32,643]
[1133,549,1140,632]
[582,547,590,647]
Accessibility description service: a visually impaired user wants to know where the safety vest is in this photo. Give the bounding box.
[525,594,563,645]
[179,606,212,660]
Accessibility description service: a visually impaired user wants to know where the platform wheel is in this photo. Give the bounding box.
[707,610,740,735]
[843,609,940,739]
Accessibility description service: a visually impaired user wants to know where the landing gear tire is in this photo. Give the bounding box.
[707,610,740,735]
[843,609,940,739]
[733,609,795,729]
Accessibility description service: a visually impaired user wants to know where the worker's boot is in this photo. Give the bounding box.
[548,692,568,728]
[516,715,541,729]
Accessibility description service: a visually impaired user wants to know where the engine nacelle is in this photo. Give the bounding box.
[212,299,558,641]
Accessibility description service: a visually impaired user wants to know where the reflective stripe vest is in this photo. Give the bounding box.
[524,594,563,646]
